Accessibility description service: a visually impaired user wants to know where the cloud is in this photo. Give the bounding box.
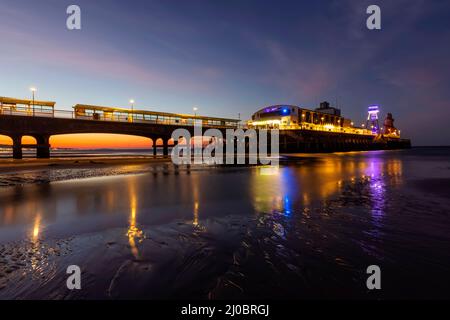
[0,23,220,94]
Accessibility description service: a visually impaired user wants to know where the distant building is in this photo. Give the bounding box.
[249,102,347,130]
[315,101,341,116]
[383,113,400,136]
[248,102,401,137]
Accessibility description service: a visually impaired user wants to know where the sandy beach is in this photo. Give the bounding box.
[0,156,176,188]
[0,148,450,299]
[0,156,171,173]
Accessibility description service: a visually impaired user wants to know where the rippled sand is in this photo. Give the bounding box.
[0,149,449,299]
[0,157,170,187]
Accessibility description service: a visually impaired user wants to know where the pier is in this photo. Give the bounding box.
[0,96,239,159]
[279,129,411,153]
[0,96,411,159]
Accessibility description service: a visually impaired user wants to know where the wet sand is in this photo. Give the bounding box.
[0,156,171,173]
[0,148,449,299]
[0,156,172,187]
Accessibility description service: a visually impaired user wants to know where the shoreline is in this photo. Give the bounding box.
[0,156,172,174]
[0,156,177,188]
[0,149,405,175]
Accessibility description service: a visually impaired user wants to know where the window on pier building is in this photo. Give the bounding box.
[305,112,311,123]
[313,113,318,124]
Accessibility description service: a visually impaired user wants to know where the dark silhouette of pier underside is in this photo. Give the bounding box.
[0,94,410,159]
[279,129,411,153]
[0,114,236,159]
[0,96,244,159]
[0,115,411,159]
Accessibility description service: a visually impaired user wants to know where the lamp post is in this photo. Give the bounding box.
[129,99,134,123]
[193,107,198,125]
[30,87,36,116]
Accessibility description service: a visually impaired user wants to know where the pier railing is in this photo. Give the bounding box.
[0,105,239,128]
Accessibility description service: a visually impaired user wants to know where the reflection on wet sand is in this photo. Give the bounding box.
[126,178,144,259]
[363,157,402,230]
[250,154,403,217]
[193,201,199,226]
[30,213,42,272]
[191,172,200,226]
[0,153,407,242]
[32,214,41,243]
[0,149,449,299]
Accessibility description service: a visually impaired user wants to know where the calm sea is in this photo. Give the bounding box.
[0,148,163,158]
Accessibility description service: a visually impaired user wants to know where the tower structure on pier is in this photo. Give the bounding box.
[366,105,380,134]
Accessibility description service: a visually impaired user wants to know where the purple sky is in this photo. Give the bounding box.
[1,0,449,145]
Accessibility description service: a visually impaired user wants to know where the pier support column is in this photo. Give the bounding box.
[35,135,50,159]
[163,139,169,156]
[12,135,22,160]
[152,139,157,156]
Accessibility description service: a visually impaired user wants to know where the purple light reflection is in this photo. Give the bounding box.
[366,160,386,235]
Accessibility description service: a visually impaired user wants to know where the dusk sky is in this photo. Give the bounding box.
[1,0,449,146]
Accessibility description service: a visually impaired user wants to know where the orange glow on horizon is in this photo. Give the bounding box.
[50,134,155,149]
[0,135,12,145]
[1,134,174,149]
[22,136,37,144]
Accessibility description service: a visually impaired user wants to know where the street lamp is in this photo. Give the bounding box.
[129,99,134,122]
[193,107,198,124]
[30,87,36,116]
